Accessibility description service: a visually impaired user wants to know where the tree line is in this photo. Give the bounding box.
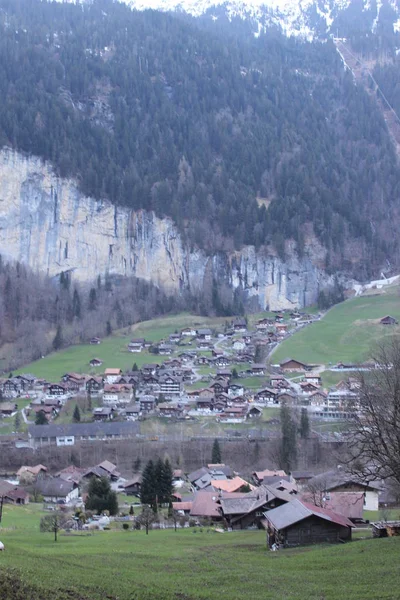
[0,256,180,371]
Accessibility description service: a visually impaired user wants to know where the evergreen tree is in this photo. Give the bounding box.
[161,458,174,505]
[106,321,112,336]
[35,410,48,425]
[132,363,138,371]
[129,505,134,516]
[231,368,238,379]
[154,457,165,508]
[300,408,310,439]
[280,403,297,472]
[140,459,157,511]
[52,325,63,350]
[211,438,222,464]
[73,404,81,423]
[88,288,97,311]
[85,476,119,515]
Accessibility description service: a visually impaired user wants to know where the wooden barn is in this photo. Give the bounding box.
[262,498,353,547]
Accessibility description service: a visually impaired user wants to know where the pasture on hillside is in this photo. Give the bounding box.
[273,287,400,366]
[14,314,229,380]
[0,504,399,600]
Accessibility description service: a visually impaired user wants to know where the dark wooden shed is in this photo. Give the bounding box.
[262,498,353,547]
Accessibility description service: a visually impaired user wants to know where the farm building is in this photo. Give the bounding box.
[123,475,142,495]
[380,315,398,325]
[279,358,308,372]
[262,498,353,547]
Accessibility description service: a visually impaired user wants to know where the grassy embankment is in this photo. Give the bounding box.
[273,286,400,366]
[1,504,400,600]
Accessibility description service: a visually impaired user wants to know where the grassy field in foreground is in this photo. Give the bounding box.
[14,313,229,380]
[0,504,400,600]
[273,288,400,366]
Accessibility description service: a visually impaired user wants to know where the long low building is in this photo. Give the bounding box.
[28,421,140,449]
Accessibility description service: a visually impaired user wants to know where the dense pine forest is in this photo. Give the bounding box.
[0,0,399,277]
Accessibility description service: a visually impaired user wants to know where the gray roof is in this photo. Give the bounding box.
[308,469,382,492]
[28,421,139,438]
[220,485,291,517]
[188,467,209,484]
[38,478,76,497]
[262,475,291,487]
[15,373,37,382]
[194,474,214,489]
[264,498,353,530]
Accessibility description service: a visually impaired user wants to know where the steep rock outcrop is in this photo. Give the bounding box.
[0,148,329,309]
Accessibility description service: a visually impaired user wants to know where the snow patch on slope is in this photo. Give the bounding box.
[128,0,335,37]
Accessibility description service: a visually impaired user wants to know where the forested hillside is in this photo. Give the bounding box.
[0,258,181,371]
[0,0,399,277]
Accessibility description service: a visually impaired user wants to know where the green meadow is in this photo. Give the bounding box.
[0,504,399,600]
[14,314,229,381]
[273,288,400,366]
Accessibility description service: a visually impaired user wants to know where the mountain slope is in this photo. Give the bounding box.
[125,0,400,40]
[0,0,399,281]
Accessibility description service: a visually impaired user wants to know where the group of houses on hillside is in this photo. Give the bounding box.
[1,311,388,442]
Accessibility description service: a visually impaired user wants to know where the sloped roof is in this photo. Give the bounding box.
[254,469,287,481]
[98,460,118,475]
[190,491,221,518]
[188,467,209,483]
[268,479,298,494]
[37,478,76,497]
[280,358,307,366]
[220,485,291,517]
[17,464,47,477]
[210,476,254,494]
[264,498,353,531]
[308,469,382,492]
[124,475,142,488]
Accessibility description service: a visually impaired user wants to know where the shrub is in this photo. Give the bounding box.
[122,523,129,530]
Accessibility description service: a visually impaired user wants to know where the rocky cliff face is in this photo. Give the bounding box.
[0,148,330,309]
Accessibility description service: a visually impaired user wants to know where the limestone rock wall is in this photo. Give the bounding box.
[0,148,329,309]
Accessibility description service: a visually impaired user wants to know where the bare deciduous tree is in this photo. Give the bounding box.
[302,475,331,507]
[346,337,400,486]
[138,506,156,535]
[40,511,69,542]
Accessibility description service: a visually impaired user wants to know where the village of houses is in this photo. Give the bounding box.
[0,308,385,450]
[0,457,394,547]
[1,312,400,547]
